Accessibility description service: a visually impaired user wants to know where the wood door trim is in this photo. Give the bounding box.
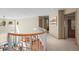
[64,12,75,15]
[64,11,77,44]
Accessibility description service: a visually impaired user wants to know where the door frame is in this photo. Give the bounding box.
[64,11,77,44]
[39,16,49,32]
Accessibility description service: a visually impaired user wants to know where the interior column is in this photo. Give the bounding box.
[58,10,65,39]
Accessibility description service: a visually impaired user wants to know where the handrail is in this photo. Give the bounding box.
[7,31,47,51]
[8,31,47,36]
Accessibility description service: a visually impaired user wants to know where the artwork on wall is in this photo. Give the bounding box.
[8,21,19,25]
[8,21,13,25]
[0,21,6,26]
[0,20,19,26]
[50,16,57,25]
[17,21,19,25]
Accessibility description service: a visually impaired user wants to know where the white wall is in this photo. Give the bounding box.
[18,16,39,33]
[0,16,39,34]
[0,18,16,44]
[0,18,16,33]
[49,9,58,38]
[0,16,39,44]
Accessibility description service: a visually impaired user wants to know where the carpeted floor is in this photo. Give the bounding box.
[47,34,79,51]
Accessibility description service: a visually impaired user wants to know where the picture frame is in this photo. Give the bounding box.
[50,16,57,25]
[0,21,6,26]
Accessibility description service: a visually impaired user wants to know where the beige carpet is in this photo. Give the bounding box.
[47,34,79,51]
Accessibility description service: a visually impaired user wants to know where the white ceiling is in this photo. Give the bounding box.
[0,8,60,19]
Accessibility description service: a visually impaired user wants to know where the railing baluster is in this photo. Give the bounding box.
[7,31,47,51]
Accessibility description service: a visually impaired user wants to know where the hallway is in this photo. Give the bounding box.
[47,34,79,51]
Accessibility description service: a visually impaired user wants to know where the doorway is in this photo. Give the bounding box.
[64,13,75,38]
[39,16,49,32]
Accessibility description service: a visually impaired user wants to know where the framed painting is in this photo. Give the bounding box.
[50,16,57,25]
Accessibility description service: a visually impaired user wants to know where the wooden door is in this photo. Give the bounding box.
[39,16,43,28]
[68,19,75,38]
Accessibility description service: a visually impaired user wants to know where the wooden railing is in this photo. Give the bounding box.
[8,31,46,36]
[7,31,47,51]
